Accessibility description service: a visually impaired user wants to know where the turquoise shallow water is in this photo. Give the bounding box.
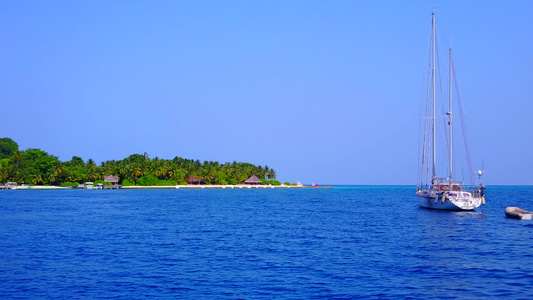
[0,186,531,299]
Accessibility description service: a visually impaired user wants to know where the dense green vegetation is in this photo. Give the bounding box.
[0,138,279,186]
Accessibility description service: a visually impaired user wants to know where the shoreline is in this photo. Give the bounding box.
[12,186,73,190]
[126,185,332,189]
[7,185,332,190]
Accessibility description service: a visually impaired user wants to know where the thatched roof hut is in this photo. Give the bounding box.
[104,175,120,189]
[104,175,119,183]
[244,175,262,185]
[187,176,203,185]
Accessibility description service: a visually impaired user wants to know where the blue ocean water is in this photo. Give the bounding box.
[0,186,531,299]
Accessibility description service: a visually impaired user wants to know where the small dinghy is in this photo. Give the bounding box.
[505,207,533,220]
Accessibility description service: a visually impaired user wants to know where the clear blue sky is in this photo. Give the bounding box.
[1,1,531,185]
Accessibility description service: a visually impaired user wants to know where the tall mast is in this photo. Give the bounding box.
[432,12,436,180]
[449,48,453,181]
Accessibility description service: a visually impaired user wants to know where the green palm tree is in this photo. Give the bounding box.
[66,170,83,183]
[85,170,98,182]
[53,162,63,177]
[118,163,128,179]
[10,151,23,179]
[266,168,277,181]
[48,162,64,185]
[0,161,8,182]
[31,173,43,185]
[86,159,97,168]
[130,164,144,184]
[169,167,185,183]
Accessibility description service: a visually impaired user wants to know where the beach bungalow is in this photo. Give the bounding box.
[104,175,120,189]
[187,176,203,185]
[244,175,262,185]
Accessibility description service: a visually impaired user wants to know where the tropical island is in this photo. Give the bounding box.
[0,137,297,188]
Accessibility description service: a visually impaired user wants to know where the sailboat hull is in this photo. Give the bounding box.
[417,191,482,211]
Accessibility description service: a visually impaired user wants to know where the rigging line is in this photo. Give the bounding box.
[417,119,425,186]
[418,116,426,186]
[435,37,452,177]
[420,15,435,187]
[426,17,435,186]
[426,123,431,186]
[417,119,421,186]
[420,45,432,186]
[426,101,431,185]
[434,22,454,178]
[452,59,475,187]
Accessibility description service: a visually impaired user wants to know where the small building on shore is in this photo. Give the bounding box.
[187,176,203,185]
[104,175,120,189]
[244,175,262,185]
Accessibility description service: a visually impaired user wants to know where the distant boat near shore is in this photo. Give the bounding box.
[5,182,17,190]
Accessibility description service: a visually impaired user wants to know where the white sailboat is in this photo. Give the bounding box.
[416,13,486,211]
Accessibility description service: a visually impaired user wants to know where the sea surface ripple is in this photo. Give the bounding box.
[0,186,532,299]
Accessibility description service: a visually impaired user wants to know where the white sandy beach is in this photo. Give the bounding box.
[123,185,327,189]
[6,185,329,190]
[14,185,73,190]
